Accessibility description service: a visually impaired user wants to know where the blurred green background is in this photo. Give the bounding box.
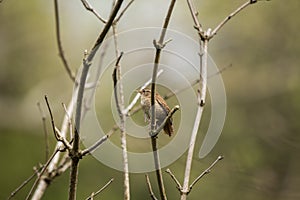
[1,0,300,199]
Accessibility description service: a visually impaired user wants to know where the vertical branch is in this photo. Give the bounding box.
[180,0,268,198]
[37,102,49,161]
[150,1,176,200]
[112,9,131,198]
[180,38,208,200]
[54,0,76,82]
[113,52,130,200]
[69,1,124,200]
[181,2,209,199]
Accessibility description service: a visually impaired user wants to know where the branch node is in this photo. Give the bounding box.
[153,39,165,50]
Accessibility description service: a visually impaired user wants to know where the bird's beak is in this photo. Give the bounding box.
[136,89,142,94]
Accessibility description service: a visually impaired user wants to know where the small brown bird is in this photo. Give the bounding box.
[139,88,174,136]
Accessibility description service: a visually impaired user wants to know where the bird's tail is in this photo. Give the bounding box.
[163,119,174,137]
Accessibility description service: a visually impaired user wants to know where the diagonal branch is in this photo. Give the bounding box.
[145,174,158,200]
[44,95,72,150]
[80,0,107,23]
[186,0,205,40]
[114,0,135,23]
[7,166,42,200]
[189,156,224,191]
[209,0,270,39]
[25,148,62,200]
[85,178,114,200]
[165,169,182,191]
[81,126,117,156]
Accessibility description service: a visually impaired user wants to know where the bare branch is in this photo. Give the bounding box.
[150,1,176,200]
[113,52,130,200]
[69,1,124,199]
[189,156,224,191]
[145,174,158,200]
[37,102,50,161]
[114,0,135,23]
[44,95,72,150]
[186,0,205,40]
[180,35,209,200]
[7,166,42,200]
[209,0,270,39]
[165,169,182,191]
[86,178,114,200]
[81,126,116,156]
[54,0,75,82]
[25,148,62,200]
[80,0,107,23]
[31,95,76,199]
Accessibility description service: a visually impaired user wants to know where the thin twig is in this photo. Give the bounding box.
[37,102,50,161]
[44,95,72,150]
[145,174,158,200]
[81,126,116,156]
[54,0,75,82]
[209,0,269,39]
[186,0,205,40]
[85,178,114,200]
[114,0,135,23]
[80,0,107,23]
[31,94,76,199]
[189,156,224,190]
[25,148,62,200]
[7,166,42,200]
[165,169,182,191]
